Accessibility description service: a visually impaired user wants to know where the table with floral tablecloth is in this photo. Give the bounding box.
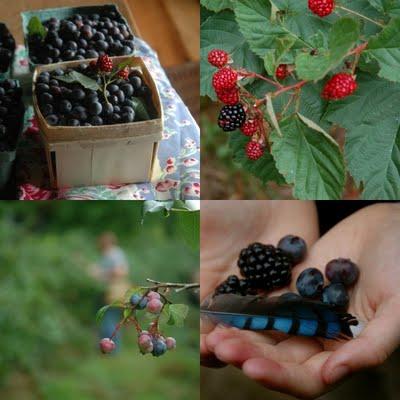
[13,38,200,200]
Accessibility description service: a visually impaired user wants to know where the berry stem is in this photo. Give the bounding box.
[337,5,384,27]
[347,42,368,57]
[273,80,307,97]
[145,279,199,293]
[239,70,283,88]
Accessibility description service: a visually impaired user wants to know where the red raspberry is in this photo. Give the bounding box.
[241,120,259,137]
[276,64,289,80]
[322,73,357,100]
[216,87,239,105]
[246,141,264,161]
[97,55,113,73]
[212,67,238,92]
[117,67,129,80]
[308,0,335,17]
[208,49,229,68]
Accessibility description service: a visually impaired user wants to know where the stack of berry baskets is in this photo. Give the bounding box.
[32,54,163,188]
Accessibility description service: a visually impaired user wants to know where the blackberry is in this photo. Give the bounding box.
[0,24,16,73]
[277,235,307,264]
[214,275,252,296]
[237,243,293,290]
[218,104,246,132]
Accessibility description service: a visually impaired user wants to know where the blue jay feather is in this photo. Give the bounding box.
[201,293,361,340]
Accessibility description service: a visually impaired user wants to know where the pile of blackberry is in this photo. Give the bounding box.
[214,235,307,296]
[28,11,135,65]
[0,80,25,151]
[0,24,16,73]
[36,64,152,127]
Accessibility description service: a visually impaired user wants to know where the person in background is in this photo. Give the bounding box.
[88,232,130,351]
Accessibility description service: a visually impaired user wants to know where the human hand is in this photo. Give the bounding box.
[200,200,319,367]
[204,203,400,399]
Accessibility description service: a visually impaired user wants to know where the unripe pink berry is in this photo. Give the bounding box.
[138,333,152,346]
[166,337,176,350]
[146,298,163,314]
[99,338,116,354]
[147,291,161,301]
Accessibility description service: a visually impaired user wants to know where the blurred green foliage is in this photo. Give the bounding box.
[0,201,199,400]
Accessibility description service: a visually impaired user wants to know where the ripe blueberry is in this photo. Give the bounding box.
[296,268,324,298]
[277,235,307,264]
[325,258,359,286]
[322,283,349,309]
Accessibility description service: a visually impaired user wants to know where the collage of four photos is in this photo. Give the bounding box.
[1,1,400,400]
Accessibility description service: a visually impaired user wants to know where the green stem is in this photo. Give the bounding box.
[101,74,111,106]
[337,5,384,27]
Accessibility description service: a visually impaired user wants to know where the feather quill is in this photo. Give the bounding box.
[201,293,362,340]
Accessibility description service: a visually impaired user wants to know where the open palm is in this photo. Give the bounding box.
[202,203,400,399]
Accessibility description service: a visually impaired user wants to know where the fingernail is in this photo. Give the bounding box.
[329,365,350,384]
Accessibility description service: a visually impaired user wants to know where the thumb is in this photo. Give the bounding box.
[322,295,400,385]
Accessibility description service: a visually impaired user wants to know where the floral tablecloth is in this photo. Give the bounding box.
[13,38,200,200]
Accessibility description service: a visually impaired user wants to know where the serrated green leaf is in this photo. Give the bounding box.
[295,18,360,81]
[200,0,233,12]
[159,303,171,325]
[167,304,189,327]
[130,97,151,121]
[267,94,283,137]
[324,74,400,199]
[28,16,46,40]
[271,115,345,199]
[366,17,400,82]
[55,71,101,91]
[229,131,286,185]
[264,35,297,75]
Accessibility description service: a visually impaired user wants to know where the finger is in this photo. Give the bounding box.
[200,333,226,368]
[242,351,331,399]
[322,295,400,385]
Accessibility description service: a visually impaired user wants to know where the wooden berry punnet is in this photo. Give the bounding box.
[32,56,163,189]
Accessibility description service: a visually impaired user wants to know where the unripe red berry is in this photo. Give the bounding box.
[97,55,113,73]
[208,49,229,68]
[138,333,154,353]
[246,141,265,161]
[322,73,358,100]
[147,291,161,301]
[166,337,176,350]
[212,67,238,92]
[276,64,289,80]
[99,338,116,354]
[241,119,259,137]
[216,86,240,105]
[117,67,129,80]
[146,298,163,314]
[308,0,335,17]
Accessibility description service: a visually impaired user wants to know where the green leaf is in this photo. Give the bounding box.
[295,18,360,81]
[200,0,233,12]
[200,10,264,98]
[264,35,297,75]
[28,16,47,40]
[167,304,189,327]
[142,201,175,218]
[55,71,101,91]
[366,17,400,82]
[123,308,133,319]
[174,209,200,251]
[271,115,345,199]
[130,97,151,121]
[96,300,125,324]
[117,58,135,71]
[229,131,286,185]
[266,94,283,137]
[159,303,171,325]
[324,74,400,199]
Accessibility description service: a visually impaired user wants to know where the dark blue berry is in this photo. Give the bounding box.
[90,116,103,126]
[88,101,102,116]
[322,283,349,309]
[46,114,59,126]
[59,99,72,113]
[296,268,324,299]
[278,235,307,264]
[67,119,80,126]
[325,258,359,287]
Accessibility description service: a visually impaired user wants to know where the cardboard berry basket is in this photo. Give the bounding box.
[21,4,137,73]
[32,56,163,189]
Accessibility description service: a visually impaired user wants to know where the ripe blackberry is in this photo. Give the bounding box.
[118,67,129,80]
[241,119,259,137]
[216,86,239,106]
[276,64,289,80]
[218,103,246,132]
[246,141,264,160]
[322,73,357,100]
[214,275,252,296]
[237,243,293,290]
[308,0,335,17]
[212,67,238,92]
[208,49,229,68]
[97,54,113,72]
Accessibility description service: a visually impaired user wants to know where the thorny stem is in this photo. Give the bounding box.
[273,80,307,97]
[347,42,368,57]
[145,279,200,293]
[337,5,384,27]
[239,70,283,88]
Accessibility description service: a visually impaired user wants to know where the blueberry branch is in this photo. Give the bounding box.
[145,279,200,293]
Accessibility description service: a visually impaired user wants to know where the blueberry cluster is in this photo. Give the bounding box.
[0,24,16,73]
[138,331,176,357]
[214,234,307,296]
[295,259,359,309]
[0,80,25,151]
[36,64,151,127]
[28,11,134,65]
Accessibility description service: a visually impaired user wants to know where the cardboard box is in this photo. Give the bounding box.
[32,56,163,188]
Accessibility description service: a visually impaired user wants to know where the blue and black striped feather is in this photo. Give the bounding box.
[201,294,360,340]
